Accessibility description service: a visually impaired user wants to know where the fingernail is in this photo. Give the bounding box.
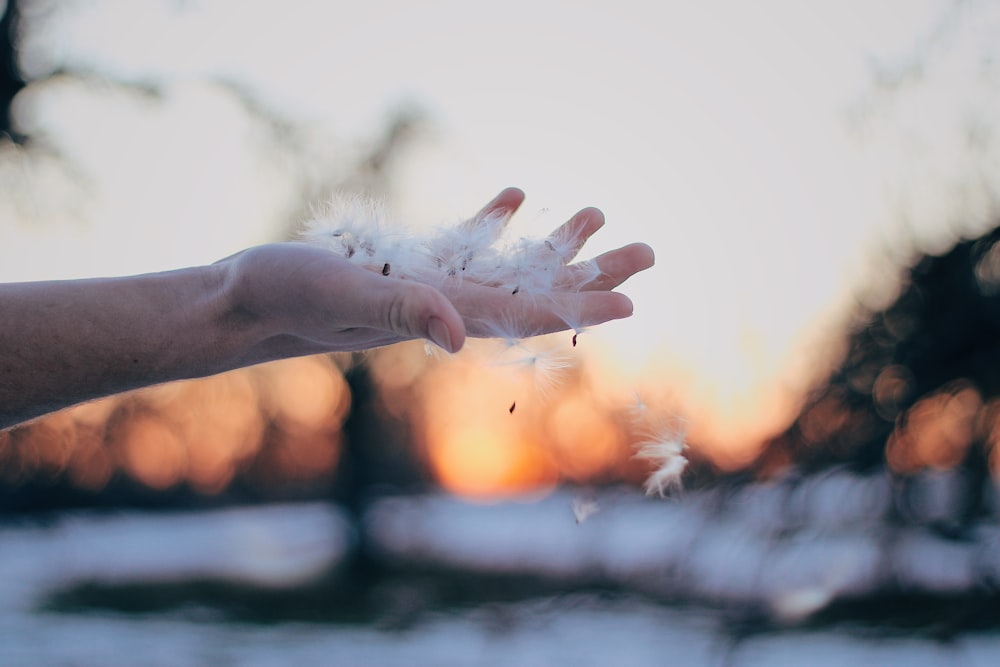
[428,316,454,353]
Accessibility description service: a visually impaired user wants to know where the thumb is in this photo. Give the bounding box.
[378,281,467,353]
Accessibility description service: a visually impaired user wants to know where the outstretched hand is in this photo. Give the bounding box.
[220,188,655,358]
[0,187,654,429]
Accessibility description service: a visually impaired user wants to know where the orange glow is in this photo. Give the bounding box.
[546,393,624,481]
[984,399,1000,477]
[400,331,806,496]
[887,383,983,473]
[620,338,805,473]
[64,399,116,490]
[415,345,563,499]
[140,370,265,493]
[684,389,796,471]
[66,430,114,491]
[256,429,343,485]
[16,410,78,477]
[254,356,350,430]
[110,356,349,491]
[1,355,352,495]
[117,414,187,490]
[428,426,557,499]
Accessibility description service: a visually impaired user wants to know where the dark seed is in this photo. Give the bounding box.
[509,402,516,414]
[382,263,390,276]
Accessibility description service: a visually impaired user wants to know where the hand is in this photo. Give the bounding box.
[0,188,653,428]
[219,187,655,358]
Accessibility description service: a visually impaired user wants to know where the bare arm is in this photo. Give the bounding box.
[0,188,654,429]
[0,265,240,427]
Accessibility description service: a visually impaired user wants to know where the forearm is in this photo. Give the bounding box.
[0,263,263,429]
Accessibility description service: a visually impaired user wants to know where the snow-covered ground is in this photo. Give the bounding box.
[2,471,999,666]
[368,470,1000,619]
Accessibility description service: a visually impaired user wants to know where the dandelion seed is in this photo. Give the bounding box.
[458,207,512,245]
[498,236,561,295]
[422,208,511,286]
[423,340,453,360]
[634,428,689,498]
[544,239,580,275]
[629,393,649,419]
[635,436,685,463]
[641,454,688,497]
[550,297,590,347]
[571,497,600,524]
[495,346,574,401]
[302,194,422,277]
[567,259,602,289]
[470,311,544,355]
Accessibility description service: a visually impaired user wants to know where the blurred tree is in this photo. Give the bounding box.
[753,0,1000,533]
[0,0,24,141]
[756,223,1000,532]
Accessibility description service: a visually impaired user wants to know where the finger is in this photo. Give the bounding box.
[457,188,525,242]
[340,272,467,353]
[527,291,634,332]
[583,242,656,291]
[558,242,655,291]
[474,187,525,222]
[545,207,605,264]
[392,283,467,353]
[451,284,633,339]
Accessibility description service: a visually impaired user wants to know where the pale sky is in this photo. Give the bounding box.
[2,0,997,441]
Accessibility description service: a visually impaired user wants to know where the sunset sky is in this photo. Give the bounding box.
[2,0,997,461]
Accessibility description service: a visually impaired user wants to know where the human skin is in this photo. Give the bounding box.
[0,188,654,429]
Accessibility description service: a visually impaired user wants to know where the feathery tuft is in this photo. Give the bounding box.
[634,423,689,497]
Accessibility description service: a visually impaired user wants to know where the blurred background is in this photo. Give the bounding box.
[2,0,1000,664]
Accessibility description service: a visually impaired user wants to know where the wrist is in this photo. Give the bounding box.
[211,259,277,367]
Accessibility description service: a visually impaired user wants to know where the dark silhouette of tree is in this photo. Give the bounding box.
[756,223,1000,530]
[1,0,24,141]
